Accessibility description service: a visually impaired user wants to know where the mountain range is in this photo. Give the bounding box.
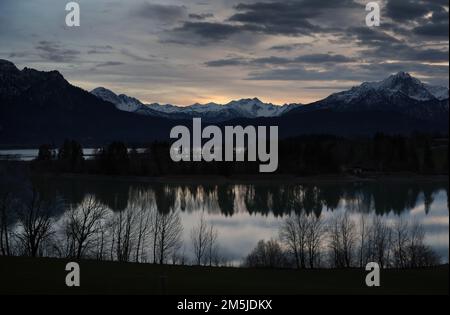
[0,59,448,147]
[91,87,298,123]
[289,72,448,121]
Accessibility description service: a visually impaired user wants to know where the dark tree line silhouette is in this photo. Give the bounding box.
[245,212,441,269]
[32,134,448,176]
[30,174,449,218]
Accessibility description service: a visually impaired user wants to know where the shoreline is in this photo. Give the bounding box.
[32,172,449,185]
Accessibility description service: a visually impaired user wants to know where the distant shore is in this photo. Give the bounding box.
[32,172,449,185]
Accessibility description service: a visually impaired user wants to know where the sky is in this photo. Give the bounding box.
[0,0,448,106]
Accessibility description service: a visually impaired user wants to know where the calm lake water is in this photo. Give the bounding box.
[32,176,449,265]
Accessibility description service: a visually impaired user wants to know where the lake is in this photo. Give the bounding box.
[31,176,449,265]
[0,149,147,161]
[0,149,99,161]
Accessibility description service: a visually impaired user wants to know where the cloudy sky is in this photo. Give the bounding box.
[0,0,448,105]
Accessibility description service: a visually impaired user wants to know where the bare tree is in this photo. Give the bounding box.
[369,216,392,269]
[358,214,369,268]
[306,214,326,269]
[407,221,427,268]
[151,209,161,264]
[94,222,107,261]
[279,212,308,269]
[0,190,13,256]
[63,195,108,259]
[191,213,209,265]
[206,224,219,267]
[112,206,137,262]
[15,190,57,257]
[0,162,28,256]
[132,192,153,263]
[245,239,287,268]
[328,212,357,268]
[171,243,186,265]
[391,217,410,268]
[156,211,183,265]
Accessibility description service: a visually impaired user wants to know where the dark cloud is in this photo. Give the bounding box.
[205,57,248,67]
[120,49,155,62]
[164,0,363,44]
[247,66,364,81]
[252,56,292,65]
[385,0,431,22]
[247,62,449,83]
[341,26,448,63]
[345,27,402,46]
[430,6,449,24]
[95,61,124,68]
[295,54,355,63]
[228,0,361,36]
[360,62,449,76]
[132,3,187,23]
[406,48,449,62]
[35,41,80,62]
[229,2,321,36]
[8,52,31,58]
[413,22,449,38]
[87,45,114,55]
[164,22,244,44]
[384,0,449,40]
[189,13,214,20]
[381,1,450,39]
[362,42,449,63]
[269,43,312,51]
[205,54,356,67]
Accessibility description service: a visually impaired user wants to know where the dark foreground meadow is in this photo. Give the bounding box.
[0,256,447,295]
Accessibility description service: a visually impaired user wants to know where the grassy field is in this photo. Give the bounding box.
[0,256,448,295]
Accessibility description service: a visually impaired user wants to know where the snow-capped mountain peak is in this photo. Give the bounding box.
[332,72,448,104]
[226,98,293,117]
[91,87,144,113]
[375,72,435,101]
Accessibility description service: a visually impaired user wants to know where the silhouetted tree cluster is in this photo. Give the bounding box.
[280,212,326,269]
[96,142,130,175]
[58,140,84,172]
[30,134,448,176]
[0,162,29,256]
[244,239,289,269]
[191,213,219,266]
[37,144,55,162]
[251,212,442,270]
[0,166,188,264]
[29,172,448,218]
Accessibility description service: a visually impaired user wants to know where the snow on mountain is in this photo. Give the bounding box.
[147,102,224,114]
[289,72,449,122]
[91,87,145,113]
[425,84,449,101]
[146,97,298,118]
[226,98,294,117]
[91,72,448,123]
[330,72,448,104]
[91,88,300,122]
